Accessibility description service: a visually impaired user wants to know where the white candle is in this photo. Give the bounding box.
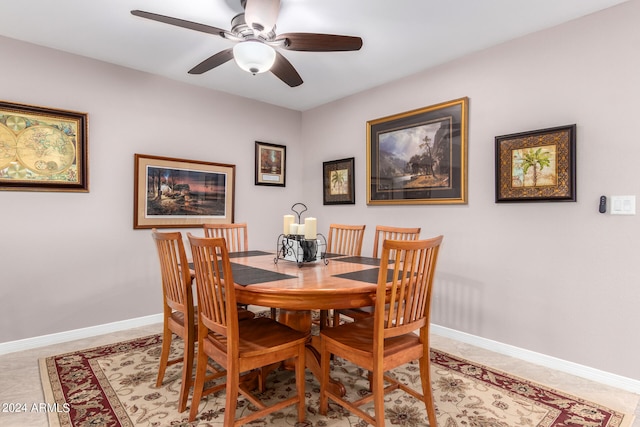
[289,223,299,235]
[304,217,317,240]
[283,214,295,235]
[297,224,305,235]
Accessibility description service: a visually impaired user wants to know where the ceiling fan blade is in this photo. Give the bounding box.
[131,10,231,38]
[276,33,363,52]
[188,48,234,74]
[245,0,280,34]
[270,51,303,87]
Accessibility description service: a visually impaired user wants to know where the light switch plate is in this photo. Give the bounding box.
[610,195,636,215]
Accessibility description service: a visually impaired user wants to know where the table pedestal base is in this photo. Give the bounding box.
[278,309,346,397]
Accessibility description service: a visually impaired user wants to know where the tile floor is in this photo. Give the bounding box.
[0,319,638,427]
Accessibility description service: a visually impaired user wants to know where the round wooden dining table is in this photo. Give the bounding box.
[227,250,384,396]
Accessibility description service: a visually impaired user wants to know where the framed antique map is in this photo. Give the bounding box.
[0,100,88,192]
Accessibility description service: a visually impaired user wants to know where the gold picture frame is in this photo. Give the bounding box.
[0,100,88,192]
[367,98,468,205]
[134,154,235,229]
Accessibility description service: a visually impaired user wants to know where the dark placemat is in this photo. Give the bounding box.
[333,256,382,266]
[333,268,405,284]
[227,250,272,258]
[334,268,381,284]
[230,262,296,286]
[323,252,347,259]
[187,261,295,286]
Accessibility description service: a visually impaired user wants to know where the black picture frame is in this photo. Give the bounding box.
[495,124,576,203]
[323,157,355,205]
[0,100,88,192]
[255,141,286,187]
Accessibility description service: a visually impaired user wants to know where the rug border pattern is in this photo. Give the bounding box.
[39,334,633,427]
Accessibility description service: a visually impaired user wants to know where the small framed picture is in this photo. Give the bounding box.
[495,124,576,203]
[323,157,355,205]
[255,141,286,187]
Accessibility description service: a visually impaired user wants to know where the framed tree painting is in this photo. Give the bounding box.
[366,97,468,205]
[255,141,286,187]
[323,157,355,205]
[495,124,576,203]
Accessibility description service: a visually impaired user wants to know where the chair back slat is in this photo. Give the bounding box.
[372,225,421,259]
[376,236,443,341]
[151,230,193,313]
[189,234,239,338]
[203,223,248,252]
[327,224,366,256]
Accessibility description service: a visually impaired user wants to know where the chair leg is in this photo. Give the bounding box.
[156,323,172,387]
[332,311,341,327]
[420,353,437,427]
[177,331,195,413]
[319,340,330,415]
[296,342,306,422]
[188,345,209,422]
[319,310,327,328]
[224,369,240,427]
[372,368,386,426]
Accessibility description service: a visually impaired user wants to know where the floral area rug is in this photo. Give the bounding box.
[40,333,632,427]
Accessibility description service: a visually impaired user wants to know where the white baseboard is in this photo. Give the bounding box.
[0,313,163,356]
[1,315,638,395]
[432,324,640,394]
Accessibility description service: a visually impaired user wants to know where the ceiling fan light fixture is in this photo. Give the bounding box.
[233,40,276,75]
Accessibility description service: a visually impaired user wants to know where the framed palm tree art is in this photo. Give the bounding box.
[495,124,576,202]
[323,157,355,205]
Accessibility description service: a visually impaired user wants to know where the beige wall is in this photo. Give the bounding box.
[0,36,303,343]
[301,1,640,380]
[1,0,639,380]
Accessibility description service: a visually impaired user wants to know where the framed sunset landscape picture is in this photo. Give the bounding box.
[134,154,235,228]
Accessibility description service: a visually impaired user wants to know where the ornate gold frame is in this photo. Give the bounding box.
[366,98,468,205]
[495,124,576,202]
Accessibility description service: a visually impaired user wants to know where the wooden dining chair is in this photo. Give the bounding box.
[203,222,277,318]
[151,229,196,413]
[187,234,308,425]
[203,222,248,252]
[323,224,366,327]
[326,223,366,256]
[320,236,443,427]
[333,225,421,326]
[372,225,422,258]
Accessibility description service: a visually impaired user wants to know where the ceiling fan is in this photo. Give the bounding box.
[131,0,363,87]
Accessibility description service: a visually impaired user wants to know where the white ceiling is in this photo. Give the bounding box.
[0,0,629,111]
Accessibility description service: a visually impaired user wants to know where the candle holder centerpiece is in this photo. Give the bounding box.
[275,202,327,267]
